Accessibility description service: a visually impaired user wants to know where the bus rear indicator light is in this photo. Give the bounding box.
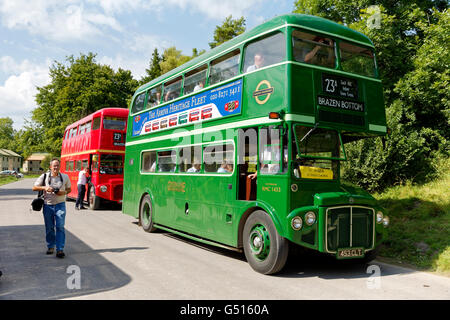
[269,112,281,119]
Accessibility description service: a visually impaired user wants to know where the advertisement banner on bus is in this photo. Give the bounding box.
[132,79,242,137]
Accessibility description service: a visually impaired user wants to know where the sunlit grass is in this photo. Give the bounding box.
[374,157,450,273]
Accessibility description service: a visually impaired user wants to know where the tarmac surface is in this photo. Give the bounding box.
[0,178,449,300]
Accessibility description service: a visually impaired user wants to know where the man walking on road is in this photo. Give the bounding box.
[32,159,71,258]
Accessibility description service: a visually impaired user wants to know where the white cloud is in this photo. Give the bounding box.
[164,0,265,20]
[0,0,122,41]
[99,54,148,80]
[0,58,51,130]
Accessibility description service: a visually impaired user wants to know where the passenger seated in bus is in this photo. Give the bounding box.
[187,160,201,173]
[193,81,204,92]
[153,92,161,106]
[304,37,335,68]
[217,161,232,173]
[246,53,265,72]
[164,90,178,102]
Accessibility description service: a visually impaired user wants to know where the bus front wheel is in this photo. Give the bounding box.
[89,187,101,210]
[243,210,288,275]
[140,195,157,233]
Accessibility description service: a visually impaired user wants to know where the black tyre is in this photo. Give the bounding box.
[140,194,157,233]
[243,210,289,275]
[89,186,101,210]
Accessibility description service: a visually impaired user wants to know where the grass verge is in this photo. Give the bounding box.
[374,158,450,275]
[0,174,41,186]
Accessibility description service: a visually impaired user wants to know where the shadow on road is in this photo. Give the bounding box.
[0,225,137,300]
[0,186,35,202]
[159,230,415,279]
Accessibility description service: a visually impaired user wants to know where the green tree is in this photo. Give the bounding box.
[34,53,138,156]
[209,15,246,49]
[0,117,15,150]
[159,47,193,75]
[12,121,45,159]
[393,9,450,141]
[141,48,162,84]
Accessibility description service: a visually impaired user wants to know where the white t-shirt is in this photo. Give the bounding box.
[77,171,87,185]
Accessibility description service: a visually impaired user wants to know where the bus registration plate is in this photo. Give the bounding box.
[337,248,364,259]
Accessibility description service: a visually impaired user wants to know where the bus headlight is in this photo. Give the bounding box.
[382,216,390,227]
[376,211,384,224]
[305,211,316,226]
[100,185,107,193]
[291,216,303,231]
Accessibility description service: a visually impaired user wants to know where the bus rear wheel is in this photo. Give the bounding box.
[140,195,157,233]
[89,187,101,210]
[243,210,288,275]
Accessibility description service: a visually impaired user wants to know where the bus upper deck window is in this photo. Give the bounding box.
[132,92,146,114]
[163,77,182,103]
[292,30,336,69]
[85,121,91,133]
[92,117,100,130]
[184,65,207,95]
[209,49,240,86]
[103,117,126,130]
[147,85,162,108]
[339,42,376,77]
[243,32,285,73]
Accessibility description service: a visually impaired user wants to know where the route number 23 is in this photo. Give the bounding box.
[325,78,338,93]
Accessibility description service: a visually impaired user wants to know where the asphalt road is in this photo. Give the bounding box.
[0,178,449,300]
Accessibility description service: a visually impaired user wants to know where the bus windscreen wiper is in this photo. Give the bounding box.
[300,123,319,143]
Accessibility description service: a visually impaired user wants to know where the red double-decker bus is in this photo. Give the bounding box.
[60,108,128,209]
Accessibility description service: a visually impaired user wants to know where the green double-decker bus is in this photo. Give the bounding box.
[123,14,390,274]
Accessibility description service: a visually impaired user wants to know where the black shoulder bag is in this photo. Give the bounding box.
[31,173,47,211]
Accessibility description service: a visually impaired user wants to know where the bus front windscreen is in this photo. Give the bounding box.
[99,154,124,175]
[293,125,345,180]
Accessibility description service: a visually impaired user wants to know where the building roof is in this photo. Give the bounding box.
[0,148,22,158]
[25,153,50,161]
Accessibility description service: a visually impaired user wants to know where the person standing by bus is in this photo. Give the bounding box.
[32,159,71,258]
[75,166,89,210]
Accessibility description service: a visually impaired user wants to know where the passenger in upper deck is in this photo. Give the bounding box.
[193,81,204,92]
[303,37,335,68]
[246,53,265,72]
[154,92,161,106]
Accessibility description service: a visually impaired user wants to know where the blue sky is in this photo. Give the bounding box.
[0,0,294,130]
